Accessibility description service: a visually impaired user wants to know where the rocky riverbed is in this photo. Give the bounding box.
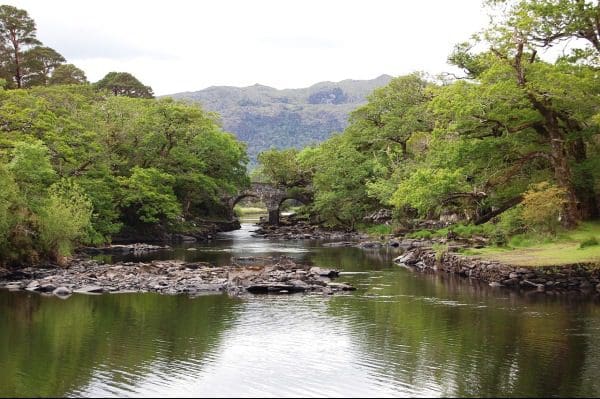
[252,218,368,241]
[0,256,355,298]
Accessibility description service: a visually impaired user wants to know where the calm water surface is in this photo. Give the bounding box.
[2,220,600,397]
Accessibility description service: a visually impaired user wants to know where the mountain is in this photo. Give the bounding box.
[167,74,393,166]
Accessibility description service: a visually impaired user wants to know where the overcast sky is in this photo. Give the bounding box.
[7,0,489,95]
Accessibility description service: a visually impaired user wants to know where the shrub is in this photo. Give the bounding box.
[521,182,567,235]
[37,179,93,260]
[432,243,449,263]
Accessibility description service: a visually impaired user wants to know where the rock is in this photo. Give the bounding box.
[580,280,592,289]
[26,280,40,291]
[186,248,198,251]
[489,282,503,288]
[309,267,339,278]
[246,283,299,294]
[322,242,355,247]
[52,287,72,296]
[357,241,383,249]
[73,285,104,294]
[388,240,400,248]
[327,282,356,291]
[394,251,418,265]
[509,272,519,279]
[39,283,57,293]
[5,282,23,290]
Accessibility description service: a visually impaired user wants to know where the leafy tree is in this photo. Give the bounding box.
[348,73,433,158]
[118,167,181,224]
[95,71,154,98]
[299,135,380,229]
[7,140,56,209]
[49,63,88,85]
[22,46,65,86]
[0,5,41,88]
[256,148,310,187]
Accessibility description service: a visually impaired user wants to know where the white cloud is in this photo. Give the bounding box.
[6,0,489,95]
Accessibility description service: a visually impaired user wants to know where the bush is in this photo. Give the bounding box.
[580,237,599,249]
[37,179,93,260]
[432,243,449,263]
[521,182,567,235]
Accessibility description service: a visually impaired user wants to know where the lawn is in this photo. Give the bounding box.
[465,222,600,267]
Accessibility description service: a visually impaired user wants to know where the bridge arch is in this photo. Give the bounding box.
[226,183,310,225]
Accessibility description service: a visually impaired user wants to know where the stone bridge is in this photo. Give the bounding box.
[226,182,310,225]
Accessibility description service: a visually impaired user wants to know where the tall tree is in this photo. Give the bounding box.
[95,72,154,98]
[49,64,88,85]
[22,46,65,86]
[0,5,41,88]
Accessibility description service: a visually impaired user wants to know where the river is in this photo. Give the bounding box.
[2,220,600,397]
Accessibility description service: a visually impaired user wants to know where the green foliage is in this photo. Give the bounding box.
[49,64,87,85]
[364,224,394,236]
[390,168,468,217]
[408,230,433,239]
[0,83,249,265]
[432,243,449,263]
[37,179,93,259]
[521,182,568,235]
[119,167,181,224]
[256,148,309,187]
[95,71,154,98]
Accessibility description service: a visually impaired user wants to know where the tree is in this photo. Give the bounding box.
[49,63,87,85]
[0,5,41,88]
[489,0,600,62]
[257,148,310,187]
[442,2,600,226]
[22,46,65,86]
[95,71,154,98]
[349,73,433,159]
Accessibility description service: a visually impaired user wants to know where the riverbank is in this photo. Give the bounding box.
[0,256,355,298]
[111,219,241,244]
[395,246,600,294]
[253,215,368,241]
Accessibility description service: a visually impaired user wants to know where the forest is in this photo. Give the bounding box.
[256,0,600,242]
[0,5,248,266]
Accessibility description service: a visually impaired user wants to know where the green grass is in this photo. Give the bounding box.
[465,221,600,267]
[364,224,394,236]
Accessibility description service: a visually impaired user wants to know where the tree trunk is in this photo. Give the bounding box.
[527,93,581,227]
[570,137,599,219]
[474,196,523,225]
[547,124,581,227]
[14,47,21,88]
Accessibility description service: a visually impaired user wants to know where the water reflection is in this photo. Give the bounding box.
[1,222,600,397]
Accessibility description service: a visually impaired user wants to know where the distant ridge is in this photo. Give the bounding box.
[167,74,393,165]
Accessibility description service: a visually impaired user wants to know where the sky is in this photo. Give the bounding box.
[7,0,490,95]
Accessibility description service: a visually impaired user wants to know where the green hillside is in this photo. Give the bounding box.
[168,75,393,165]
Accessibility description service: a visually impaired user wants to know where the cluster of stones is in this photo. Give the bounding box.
[81,243,172,255]
[0,257,355,298]
[253,220,367,241]
[395,247,600,293]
